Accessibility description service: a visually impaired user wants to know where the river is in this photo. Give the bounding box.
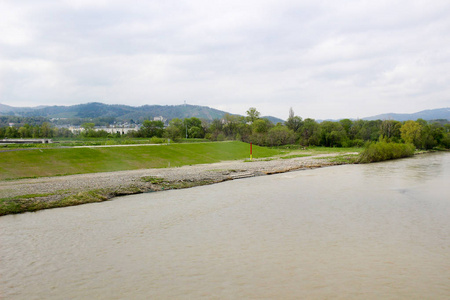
[1,153,449,299]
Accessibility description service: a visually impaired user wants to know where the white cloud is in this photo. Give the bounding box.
[1,0,450,119]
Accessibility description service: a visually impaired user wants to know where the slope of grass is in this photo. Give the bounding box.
[0,141,281,180]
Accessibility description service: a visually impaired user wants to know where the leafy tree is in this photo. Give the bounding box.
[222,114,246,139]
[380,120,402,141]
[164,118,184,141]
[299,118,320,146]
[18,124,32,138]
[184,117,204,138]
[319,121,347,147]
[189,126,203,138]
[400,120,422,147]
[266,126,296,146]
[5,126,19,138]
[139,120,164,138]
[418,124,437,150]
[246,107,260,124]
[209,119,223,133]
[339,119,353,137]
[285,108,303,132]
[441,132,450,148]
[32,125,41,138]
[430,123,445,145]
[252,118,272,134]
[53,127,73,138]
[81,123,96,137]
[41,122,53,138]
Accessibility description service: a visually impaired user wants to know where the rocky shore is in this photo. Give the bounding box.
[0,153,355,215]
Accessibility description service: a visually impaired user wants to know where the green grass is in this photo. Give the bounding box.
[0,141,281,180]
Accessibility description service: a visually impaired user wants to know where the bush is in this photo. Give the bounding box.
[150,137,166,144]
[358,141,415,163]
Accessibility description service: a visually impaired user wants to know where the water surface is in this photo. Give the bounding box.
[1,153,449,299]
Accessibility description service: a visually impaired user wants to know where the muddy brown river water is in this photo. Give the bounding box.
[1,153,449,299]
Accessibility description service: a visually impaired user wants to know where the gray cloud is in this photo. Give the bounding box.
[1,0,449,119]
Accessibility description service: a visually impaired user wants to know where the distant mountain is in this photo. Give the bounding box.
[363,108,450,121]
[0,102,230,121]
[262,115,285,124]
[0,103,44,115]
[0,102,282,123]
[0,103,13,112]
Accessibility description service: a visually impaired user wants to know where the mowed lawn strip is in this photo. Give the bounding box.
[0,141,281,180]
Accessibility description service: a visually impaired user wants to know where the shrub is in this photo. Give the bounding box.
[358,141,415,163]
[150,137,166,144]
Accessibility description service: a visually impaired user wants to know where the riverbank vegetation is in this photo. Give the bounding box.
[358,140,416,163]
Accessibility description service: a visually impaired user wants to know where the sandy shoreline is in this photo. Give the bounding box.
[0,153,354,214]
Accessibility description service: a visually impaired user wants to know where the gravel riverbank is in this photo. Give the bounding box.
[0,153,355,215]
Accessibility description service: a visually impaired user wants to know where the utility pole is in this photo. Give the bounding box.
[184,101,188,139]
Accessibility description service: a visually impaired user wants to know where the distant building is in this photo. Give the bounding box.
[153,116,166,122]
[66,125,140,135]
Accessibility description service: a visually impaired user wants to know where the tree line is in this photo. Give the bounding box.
[1,108,449,150]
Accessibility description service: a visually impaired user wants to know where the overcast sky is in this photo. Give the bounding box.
[1,0,449,120]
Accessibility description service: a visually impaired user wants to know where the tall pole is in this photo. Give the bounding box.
[250,143,253,160]
[184,100,188,139]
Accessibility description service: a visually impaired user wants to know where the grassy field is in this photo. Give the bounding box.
[0,141,282,180]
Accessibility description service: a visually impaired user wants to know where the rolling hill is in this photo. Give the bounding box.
[0,102,285,123]
[363,108,450,121]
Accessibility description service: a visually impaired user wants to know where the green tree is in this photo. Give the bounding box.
[266,126,296,146]
[285,107,303,132]
[246,107,260,124]
[418,123,437,150]
[41,122,53,138]
[5,126,19,138]
[299,118,320,146]
[184,117,204,138]
[252,118,272,134]
[222,114,246,139]
[430,123,445,145]
[164,118,184,141]
[400,120,421,147]
[339,119,353,137]
[319,121,347,147]
[380,120,402,141]
[18,124,32,138]
[140,120,164,138]
[81,123,95,137]
[189,126,203,138]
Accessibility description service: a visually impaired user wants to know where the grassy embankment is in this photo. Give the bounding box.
[0,142,365,215]
[0,141,281,180]
[0,137,207,150]
[0,141,286,215]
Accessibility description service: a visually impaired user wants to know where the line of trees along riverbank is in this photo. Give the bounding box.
[1,108,450,150]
